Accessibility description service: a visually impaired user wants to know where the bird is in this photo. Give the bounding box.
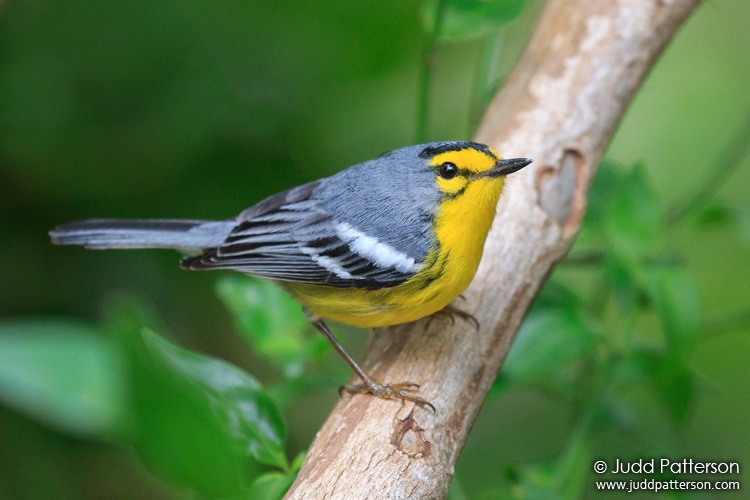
[50,141,532,409]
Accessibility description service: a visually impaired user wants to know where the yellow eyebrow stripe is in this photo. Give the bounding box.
[429,147,500,174]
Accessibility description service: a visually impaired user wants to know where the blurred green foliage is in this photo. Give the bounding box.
[480,161,707,497]
[0,319,127,438]
[1,0,749,499]
[216,277,326,380]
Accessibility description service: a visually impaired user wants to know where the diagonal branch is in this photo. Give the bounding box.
[286,1,702,498]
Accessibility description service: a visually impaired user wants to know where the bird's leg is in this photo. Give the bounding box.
[307,314,435,412]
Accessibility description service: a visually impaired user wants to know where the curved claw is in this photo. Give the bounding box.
[439,304,480,330]
[340,382,435,413]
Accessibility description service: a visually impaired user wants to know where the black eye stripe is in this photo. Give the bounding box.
[438,162,459,179]
[443,184,469,200]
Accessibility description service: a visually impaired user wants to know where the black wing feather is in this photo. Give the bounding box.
[181,181,416,289]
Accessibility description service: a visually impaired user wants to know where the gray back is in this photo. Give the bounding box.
[312,145,440,262]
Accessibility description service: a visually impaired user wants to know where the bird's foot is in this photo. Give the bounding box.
[431,304,480,330]
[340,381,435,412]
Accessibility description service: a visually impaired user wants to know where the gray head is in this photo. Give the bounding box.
[311,141,531,262]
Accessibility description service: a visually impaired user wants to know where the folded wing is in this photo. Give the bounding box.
[182,181,421,289]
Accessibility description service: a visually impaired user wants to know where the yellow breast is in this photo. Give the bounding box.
[287,176,505,328]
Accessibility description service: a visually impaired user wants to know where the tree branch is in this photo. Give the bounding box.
[286,1,702,498]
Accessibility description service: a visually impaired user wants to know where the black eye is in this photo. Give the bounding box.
[438,162,458,179]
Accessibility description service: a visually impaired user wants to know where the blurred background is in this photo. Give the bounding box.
[1,0,749,498]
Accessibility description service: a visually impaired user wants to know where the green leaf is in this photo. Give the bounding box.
[602,253,642,314]
[686,199,750,245]
[646,268,701,356]
[123,331,250,496]
[488,463,564,500]
[141,329,288,470]
[290,451,306,472]
[245,471,296,500]
[694,202,735,227]
[0,319,127,438]
[217,276,321,378]
[113,314,289,497]
[553,424,593,499]
[500,309,598,387]
[631,350,695,425]
[604,162,662,257]
[222,454,304,500]
[423,0,526,41]
[533,278,582,311]
[578,160,627,243]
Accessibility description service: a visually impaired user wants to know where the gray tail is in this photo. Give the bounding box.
[49,218,236,250]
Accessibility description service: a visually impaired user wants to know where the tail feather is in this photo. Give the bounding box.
[49,219,236,250]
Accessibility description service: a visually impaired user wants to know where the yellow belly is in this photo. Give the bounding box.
[286,178,504,328]
[286,257,471,328]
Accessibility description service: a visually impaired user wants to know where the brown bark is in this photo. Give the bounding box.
[286,0,702,498]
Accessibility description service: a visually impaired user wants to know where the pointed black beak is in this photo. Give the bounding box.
[478,157,533,178]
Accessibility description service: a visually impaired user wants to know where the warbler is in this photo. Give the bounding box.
[50,141,531,408]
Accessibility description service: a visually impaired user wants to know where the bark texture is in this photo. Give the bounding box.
[286,0,702,498]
